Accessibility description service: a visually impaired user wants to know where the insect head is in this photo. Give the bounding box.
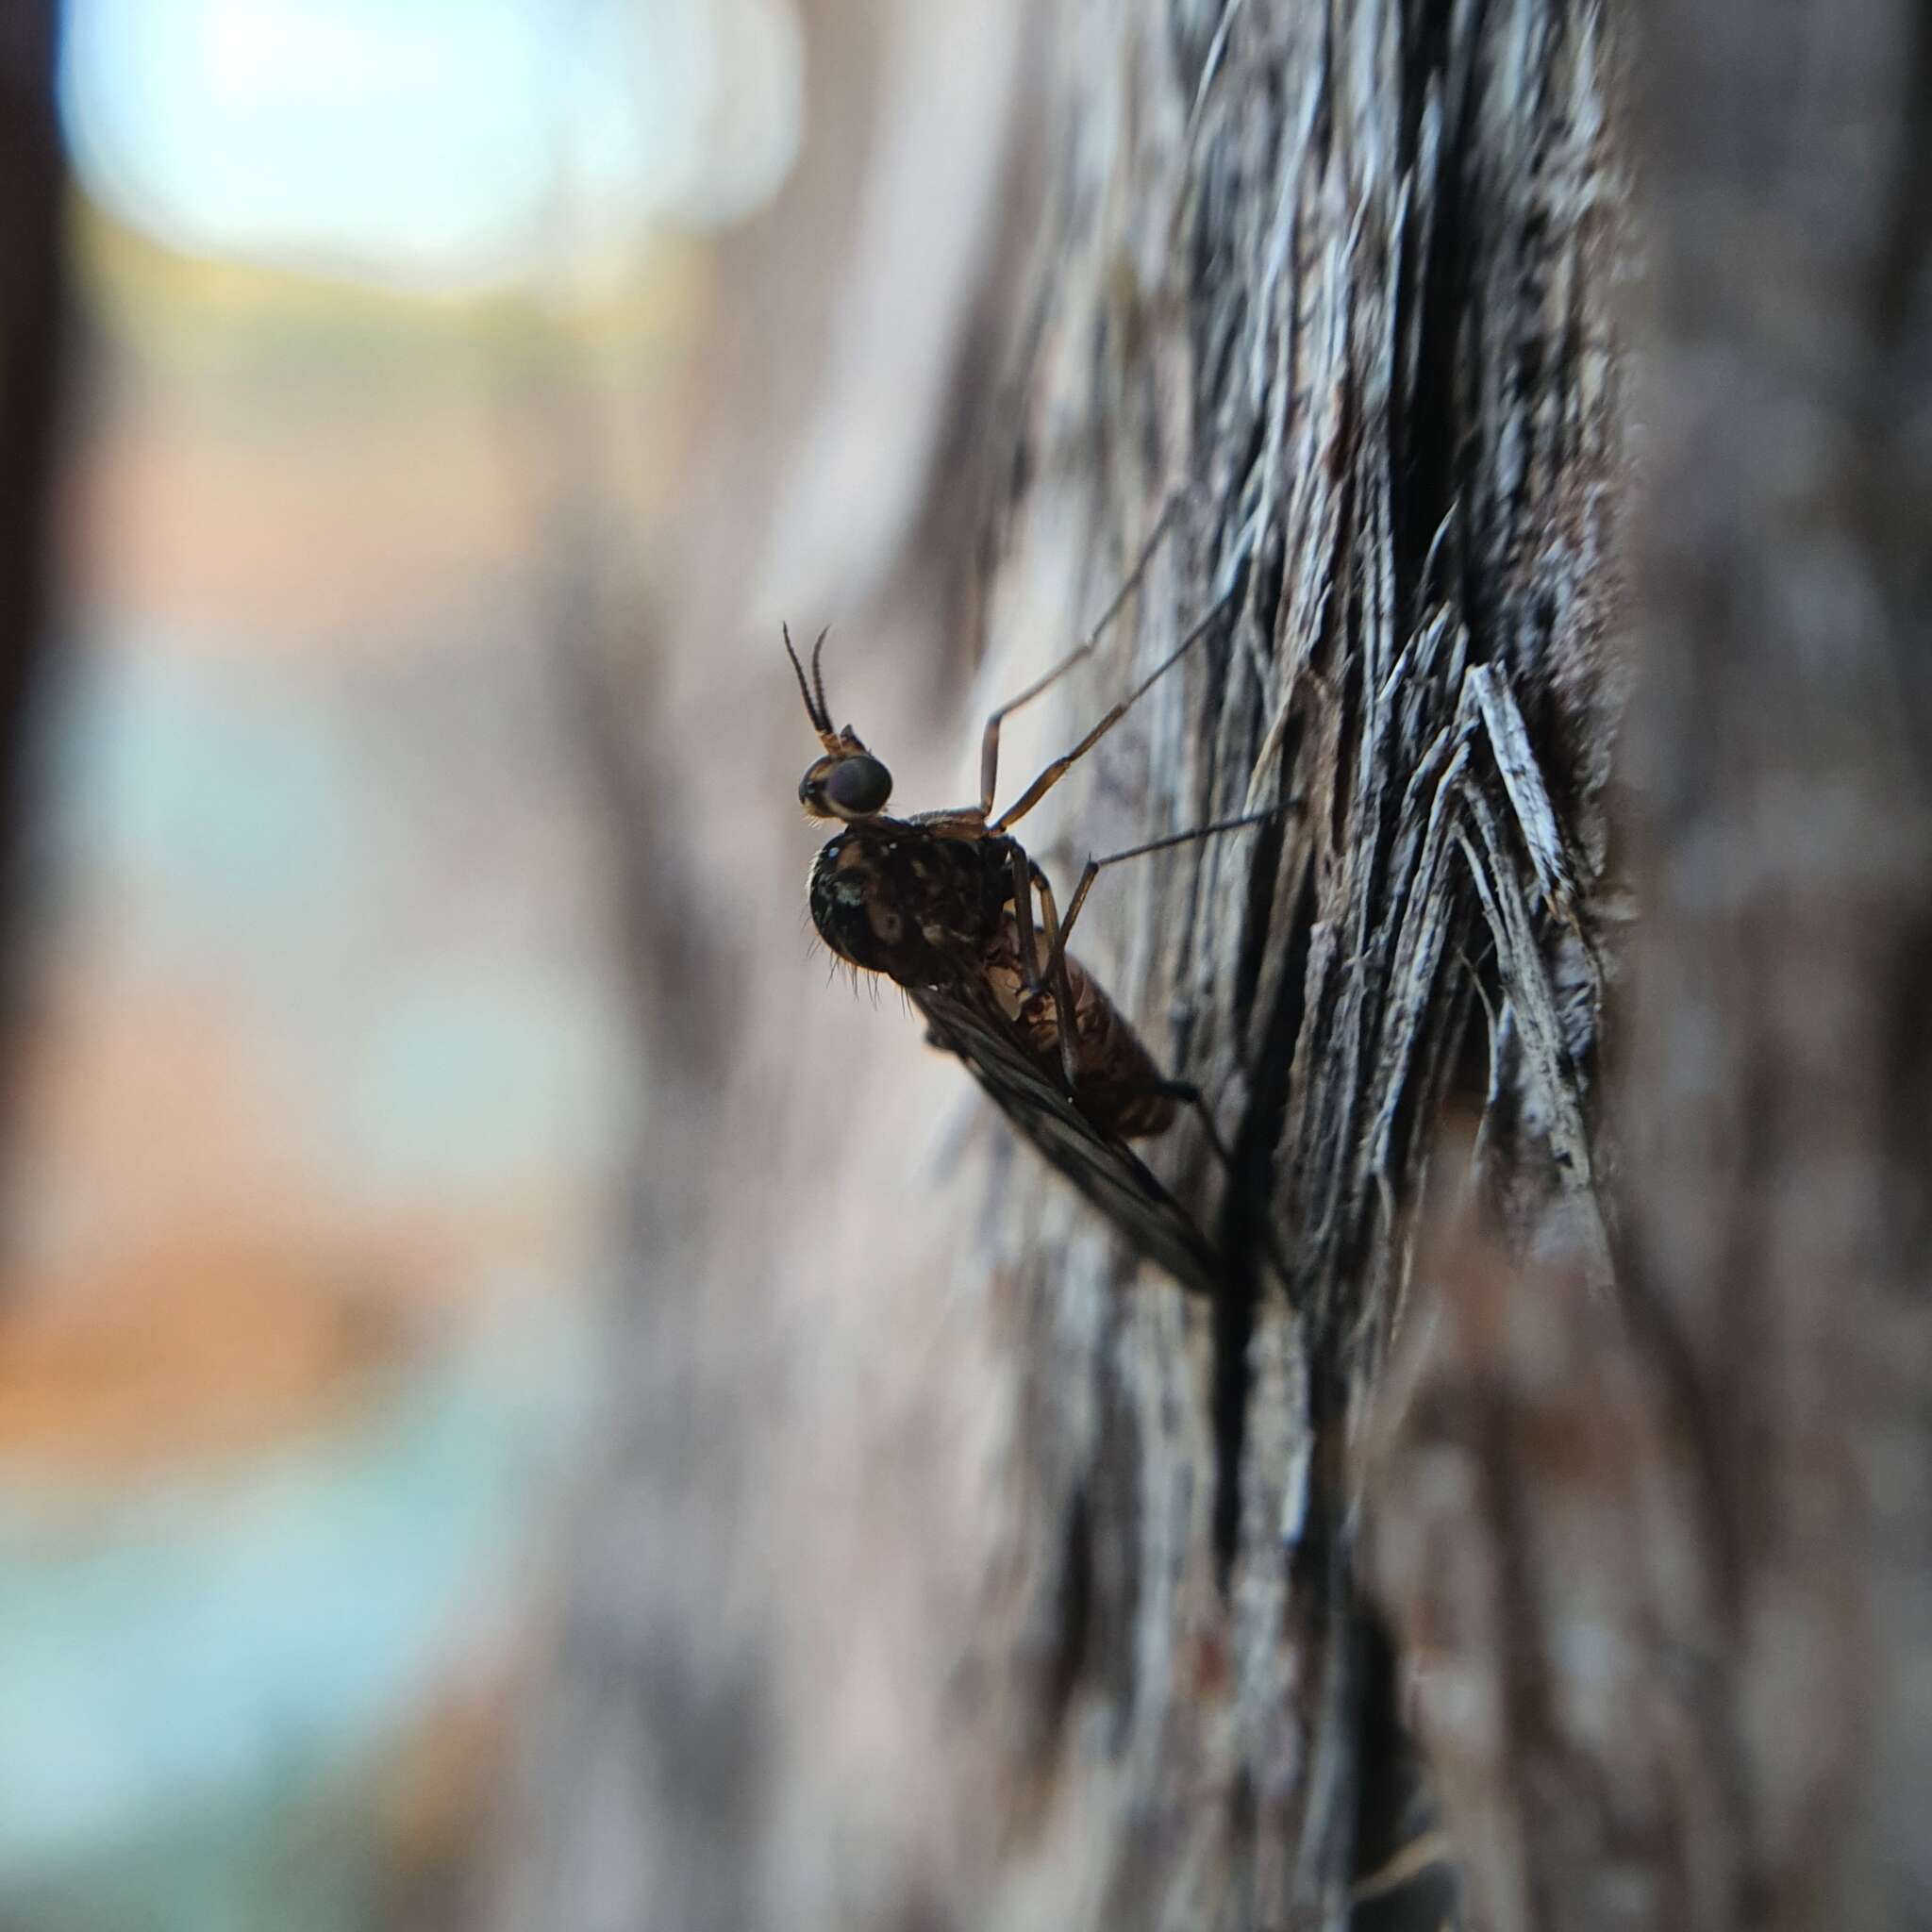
[785,623,893,823]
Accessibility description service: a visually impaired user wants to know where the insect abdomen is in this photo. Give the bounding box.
[1041,957,1177,1140]
[975,918,1175,1140]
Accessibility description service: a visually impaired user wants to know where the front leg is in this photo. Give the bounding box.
[1007,842,1081,1096]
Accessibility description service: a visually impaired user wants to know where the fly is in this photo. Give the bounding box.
[788,518,1273,1297]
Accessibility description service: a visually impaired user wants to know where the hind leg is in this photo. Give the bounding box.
[1037,809,1282,989]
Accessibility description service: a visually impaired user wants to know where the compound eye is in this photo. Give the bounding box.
[824,755,891,816]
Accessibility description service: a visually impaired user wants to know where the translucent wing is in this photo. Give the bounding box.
[909,979,1228,1299]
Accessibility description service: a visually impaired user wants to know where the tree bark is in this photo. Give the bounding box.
[1369,3,1932,1927]
[498,0,1929,1927]
[905,5,1623,1925]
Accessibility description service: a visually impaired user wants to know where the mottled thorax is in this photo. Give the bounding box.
[808,821,1015,987]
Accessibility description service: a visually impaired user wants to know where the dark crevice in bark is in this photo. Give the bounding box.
[1093,1301,1146,1744]
[1878,912,1932,1274]
[1290,1360,1348,1607]
[1209,1282,1256,1586]
[1216,853,1317,1580]
[1233,734,1302,1026]
[1393,8,1476,633]
[1041,1481,1096,1751]
[1867,4,1932,358]
[1348,1606,1458,1931]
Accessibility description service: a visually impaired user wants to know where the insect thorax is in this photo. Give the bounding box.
[808,822,1015,985]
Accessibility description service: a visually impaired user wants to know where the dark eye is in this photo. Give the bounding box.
[825,756,891,815]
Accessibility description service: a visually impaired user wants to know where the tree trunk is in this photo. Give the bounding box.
[0,2,67,1091]
[497,0,1927,1927]
[1369,3,1932,1927]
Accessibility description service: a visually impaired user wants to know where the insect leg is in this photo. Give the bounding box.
[1024,859,1086,1096]
[1146,1074,1296,1295]
[1008,840,1041,993]
[965,496,1183,816]
[1039,809,1279,990]
[991,585,1238,832]
[1148,1079,1237,1180]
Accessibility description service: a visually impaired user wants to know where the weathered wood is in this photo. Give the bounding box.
[1368,2,1932,1928]
[923,5,1624,1923]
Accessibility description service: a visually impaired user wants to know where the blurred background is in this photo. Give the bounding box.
[0,2,975,1925]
